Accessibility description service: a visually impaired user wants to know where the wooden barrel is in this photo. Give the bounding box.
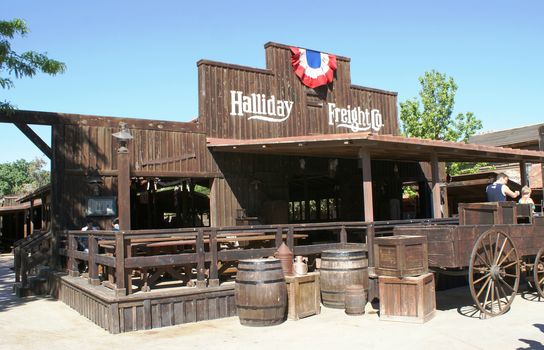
[235,258,287,326]
[320,248,368,308]
[345,284,366,315]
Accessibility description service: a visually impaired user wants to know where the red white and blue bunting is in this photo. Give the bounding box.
[290,47,337,88]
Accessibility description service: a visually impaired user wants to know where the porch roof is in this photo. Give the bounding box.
[207,133,544,163]
[0,198,42,215]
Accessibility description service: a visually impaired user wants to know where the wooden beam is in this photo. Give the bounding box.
[359,148,374,222]
[431,153,441,219]
[520,160,527,187]
[209,178,218,227]
[538,125,544,208]
[1,109,201,133]
[14,123,52,159]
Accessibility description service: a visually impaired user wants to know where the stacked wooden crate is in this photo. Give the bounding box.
[374,235,435,323]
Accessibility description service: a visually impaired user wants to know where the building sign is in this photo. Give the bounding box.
[229,90,384,132]
[230,90,294,123]
[328,103,384,132]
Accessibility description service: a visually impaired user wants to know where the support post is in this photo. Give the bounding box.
[359,148,374,222]
[117,147,131,231]
[20,247,28,287]
[287,226,294,251]
[68,232,79,277]
[87,234,100,286]
[51,124,65,270]
[14,245,21,283]
[209,178,218,227]
[275,227,283,247]
[29,199,34,236]
[114,231,126,296]
[520,160,527,188]
[209,229,219,287]
[340,226,347,244]
[540,126,544,212]
[196,228,206,288]
[367,224,378,301]
[431,153,442,219]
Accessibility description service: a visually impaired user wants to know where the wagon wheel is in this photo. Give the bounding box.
[469,229,520,318]
[533,248,544,298]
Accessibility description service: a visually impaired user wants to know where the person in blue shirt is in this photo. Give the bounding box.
[486,173,520,202]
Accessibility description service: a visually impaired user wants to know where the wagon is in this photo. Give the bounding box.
[394,202,544,318]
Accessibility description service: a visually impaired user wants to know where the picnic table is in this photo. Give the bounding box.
[95,232,308,292]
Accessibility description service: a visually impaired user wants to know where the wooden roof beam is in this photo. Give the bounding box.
[14,123,52,159]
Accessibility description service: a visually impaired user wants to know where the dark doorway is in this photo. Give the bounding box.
[130,178,210,229]
[288,175,340,223]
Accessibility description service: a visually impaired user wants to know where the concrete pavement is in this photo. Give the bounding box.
[0,253,543,350]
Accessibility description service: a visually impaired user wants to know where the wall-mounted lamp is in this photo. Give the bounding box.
[299,158,306,170]
[87,174,103,196]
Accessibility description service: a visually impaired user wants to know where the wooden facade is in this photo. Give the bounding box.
[198,43,399,140]
[3,42,542,231]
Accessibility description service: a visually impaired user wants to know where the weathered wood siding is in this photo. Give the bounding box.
[62,124,215,175]
[199,42,398,140]
[51,119,217,229]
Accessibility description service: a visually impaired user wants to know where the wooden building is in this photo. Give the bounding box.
[454,124,544,211]
[2,42,544,333]
[0,185,50,250]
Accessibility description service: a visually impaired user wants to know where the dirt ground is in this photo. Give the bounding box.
[1,253,543,350]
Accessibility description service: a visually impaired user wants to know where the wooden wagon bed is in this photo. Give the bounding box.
[393,202,544,318]
[394,221,544,270]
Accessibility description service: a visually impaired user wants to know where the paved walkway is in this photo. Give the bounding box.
[0,253,543,350]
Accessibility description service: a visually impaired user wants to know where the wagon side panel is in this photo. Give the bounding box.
[393,226,458,269]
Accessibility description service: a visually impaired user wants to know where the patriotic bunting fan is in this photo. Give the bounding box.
[290,47,337,88]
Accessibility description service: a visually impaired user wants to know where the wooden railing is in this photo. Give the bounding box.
[57,218,458,296]
[13,230,52,289]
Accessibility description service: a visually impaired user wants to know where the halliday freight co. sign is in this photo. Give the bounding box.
[229,90,384,132]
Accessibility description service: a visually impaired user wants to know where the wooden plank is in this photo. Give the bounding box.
[196,229,206,288]
[14,123,53,158]
[109,303,120,334]
[124,252,198,269]
[209,229,218,286]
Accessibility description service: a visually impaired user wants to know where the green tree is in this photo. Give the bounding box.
[400,70,484,175]
[0,158,49,196]
[1,18,66,111]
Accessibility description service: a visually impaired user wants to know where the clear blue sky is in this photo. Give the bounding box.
[1,0,543,164]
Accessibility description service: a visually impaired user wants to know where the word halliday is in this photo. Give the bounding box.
[229,90,384,132]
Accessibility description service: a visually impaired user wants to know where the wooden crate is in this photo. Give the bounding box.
[374,235,428,277]
[285,272,321,321]
[379,273,436,323]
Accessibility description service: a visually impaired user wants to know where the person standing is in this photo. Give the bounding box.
[486,173,520,202]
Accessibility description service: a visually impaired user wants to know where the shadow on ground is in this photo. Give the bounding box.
[435,286,484,319]
[436,283,544,320]
[0,254,56,313]
[516,324,544,350]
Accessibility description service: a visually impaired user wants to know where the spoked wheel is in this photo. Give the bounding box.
[533,248,544,298]
[469,229,520,318]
